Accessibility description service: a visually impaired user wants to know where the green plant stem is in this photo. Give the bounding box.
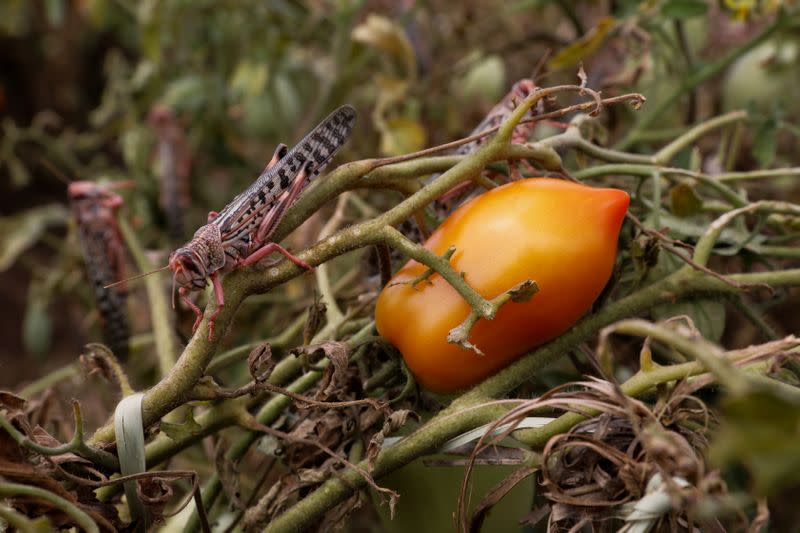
[715,167,800,181]
[574,163,746,207]
[0,482,99,533]
[118,218,177,378]
[653,111,747,165]
[18,363,79,399]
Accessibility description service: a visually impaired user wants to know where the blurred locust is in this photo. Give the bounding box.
[163,105,356,340]
[69,181,131,359]
[427,78,542,220]
[148,105,192,242]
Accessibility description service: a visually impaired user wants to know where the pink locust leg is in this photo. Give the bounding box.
[206,272,225,341]
[240,242,311,269]
[180,286,204,333]
[240,162,314,271]
[180,275,225,341]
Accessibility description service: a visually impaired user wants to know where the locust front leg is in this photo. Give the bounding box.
[179,286,205,334]
[206,272,224,341]
[179,274,224,341]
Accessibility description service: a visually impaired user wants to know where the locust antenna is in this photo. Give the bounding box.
[171,273,177,310]
[104,265,170,289]
[39,157,74,185]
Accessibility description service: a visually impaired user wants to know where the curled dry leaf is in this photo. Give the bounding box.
[290,341,349,400]
[248,342,275,384]
[303,294,326,345]
[367,409,418,469]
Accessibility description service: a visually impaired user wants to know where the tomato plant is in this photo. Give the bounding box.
[375,178,630,392]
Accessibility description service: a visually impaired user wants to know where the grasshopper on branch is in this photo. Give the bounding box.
[163,105,356,340]
[427,78,542,219]
[69,181,132,359]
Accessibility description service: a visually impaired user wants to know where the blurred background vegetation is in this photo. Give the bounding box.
[2,0,800,531]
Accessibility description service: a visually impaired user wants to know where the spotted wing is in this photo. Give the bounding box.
[213,105,357,240]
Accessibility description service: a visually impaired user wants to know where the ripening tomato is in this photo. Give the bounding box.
[375,178,630,393]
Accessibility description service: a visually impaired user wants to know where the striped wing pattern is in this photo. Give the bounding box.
[213,105,357,243]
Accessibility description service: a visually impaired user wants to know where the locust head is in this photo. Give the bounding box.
[168,247,210,291]
[167,223,225,301]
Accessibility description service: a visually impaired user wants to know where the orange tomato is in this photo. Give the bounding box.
[375,178,630,393]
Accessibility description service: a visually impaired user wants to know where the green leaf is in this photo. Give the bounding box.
[651,299,726,343]
[23,297,52,358]
[669,182,703,217]
[7,157,31,187]
[0,205,69,272]
[661,0,709,19]
[648,252,726,342]
[710,387,800,495]
[379,117,426,156]
[752,117,777,168]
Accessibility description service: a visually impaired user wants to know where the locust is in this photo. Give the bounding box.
[427,78,541,219]
[148,104,192,242]
[389,79,542,262]
[167,105,356,340]
[69,181,131,359]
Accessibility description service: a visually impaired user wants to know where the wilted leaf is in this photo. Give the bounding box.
[368,410,417,468]
[547,17,616,70]
[710,387,800,495]
[303,294,326,345]
[230,61,270,97]
[375,75,410,109]
[290,341,350,400]
[248,342,275,384]
[669,182,703,217]
[379,117,426,156]
[0,205,69,272]
[159,409,202,442]
[352,14,416,76]
[661,0,709,19]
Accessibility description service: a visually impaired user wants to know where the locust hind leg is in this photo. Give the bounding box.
[240,242,311,270]
[240,162,314,271]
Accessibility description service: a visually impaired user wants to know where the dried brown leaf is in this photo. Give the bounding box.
[215,439,244,510]
[248,342,275,384]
